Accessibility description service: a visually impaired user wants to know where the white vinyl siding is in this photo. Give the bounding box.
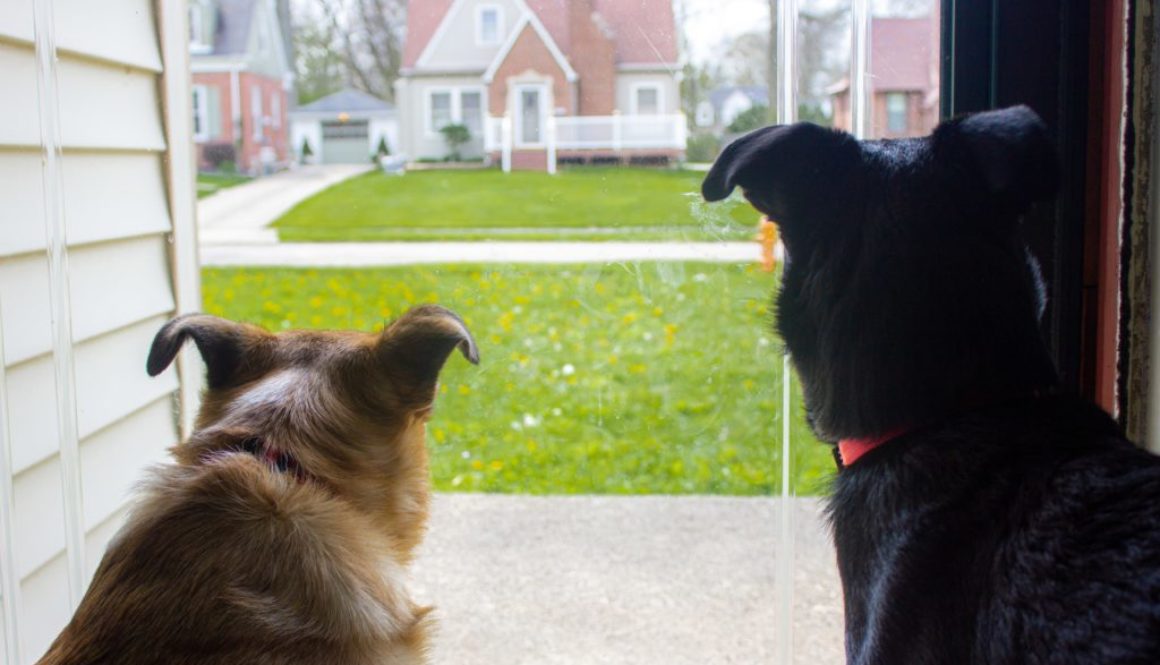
[0,1,197,662]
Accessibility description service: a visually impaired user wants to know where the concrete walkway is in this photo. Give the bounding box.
[199,240,767,267]
[197,164,372,244]
[411,494,843,665]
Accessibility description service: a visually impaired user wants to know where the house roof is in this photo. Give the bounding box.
[403,0,678,70]
[210,0,258,56]
[869,17,932,91]
[292,89,395,115]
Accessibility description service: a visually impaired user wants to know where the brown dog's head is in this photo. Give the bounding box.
[146,305,478,556]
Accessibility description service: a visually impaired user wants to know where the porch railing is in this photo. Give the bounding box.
[484,113,687,173]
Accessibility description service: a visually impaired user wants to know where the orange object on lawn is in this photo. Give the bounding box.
[756,216,778,272]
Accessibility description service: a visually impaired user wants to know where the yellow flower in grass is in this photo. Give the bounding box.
[489,460,504,471]
[471,460,484,470]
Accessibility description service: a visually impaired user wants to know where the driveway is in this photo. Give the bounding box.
[197,164,371,244]
[411,494,843,665]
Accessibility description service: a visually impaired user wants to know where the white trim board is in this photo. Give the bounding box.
[481,12,576,84]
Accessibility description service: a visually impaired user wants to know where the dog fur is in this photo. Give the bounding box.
[37,305,478,665]
[704,107,1160,664]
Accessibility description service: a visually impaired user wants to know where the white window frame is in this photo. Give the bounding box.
[192,84,210,142]
[475,4,504,46]
[425,86,488,138]
[513,82,549,148]
[885,92,908,133]
[250,85,263,141]
[271,91,281,129]
[630,82,664,115]
[189,3,211,54]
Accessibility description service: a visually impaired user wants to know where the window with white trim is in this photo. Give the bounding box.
[251,86,263,141]
[476,5,503,46]
[192,85,209,142]
[271,92,281,129]
[426,88,485,137]
[633,84,662,115]
[886,92,908,133]
[428,91,453,133]
[461,91,483,134]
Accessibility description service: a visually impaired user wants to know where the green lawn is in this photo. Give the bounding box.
[272,168,760,242]
[202,263,832,495]
[197,172,252,199]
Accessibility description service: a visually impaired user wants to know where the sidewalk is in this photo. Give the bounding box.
[199,240,772,267]
[197,164,372,244]
[411,494,843,665]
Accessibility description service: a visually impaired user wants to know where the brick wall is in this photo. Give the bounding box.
[567,0,616,115]
[487,23,573,116]
[191,71,289,173]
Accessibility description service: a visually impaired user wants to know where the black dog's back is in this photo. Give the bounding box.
[703,107,1160,663]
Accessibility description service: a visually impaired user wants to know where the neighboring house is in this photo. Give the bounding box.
[189,0,295,174]
[290,89,400,165]
[0,2,200,662]
[697,86,769,133]
[829,9,940,138]
[397,0,685,170]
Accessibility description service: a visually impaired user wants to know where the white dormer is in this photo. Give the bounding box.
[476,4,504,47]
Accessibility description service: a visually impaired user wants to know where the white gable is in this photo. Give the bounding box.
[416,0,524,72]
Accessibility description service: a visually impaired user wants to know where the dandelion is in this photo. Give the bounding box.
[489,460,504,471]
[562,363,575,376]
[461,450,471,459]
[471,460,484,470]
[522,414,540,428]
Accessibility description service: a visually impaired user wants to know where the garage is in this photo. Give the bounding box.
[320,119,370,164]
[290,89,399,165]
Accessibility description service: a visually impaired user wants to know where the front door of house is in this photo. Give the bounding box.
[514,84,547,148]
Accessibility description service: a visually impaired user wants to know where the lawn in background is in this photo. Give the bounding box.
[197,172,252,198]
[202,263,832,495]
[272,168,760,242]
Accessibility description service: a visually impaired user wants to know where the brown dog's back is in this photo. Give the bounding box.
[39,307,478,664]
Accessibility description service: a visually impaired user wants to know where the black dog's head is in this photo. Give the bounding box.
[703,106,1061,442]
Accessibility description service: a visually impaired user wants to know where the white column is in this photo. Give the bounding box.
[546,115,557,175]
[851,0,872,138]
[158,0,204,439]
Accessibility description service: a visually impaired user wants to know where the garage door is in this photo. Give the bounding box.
[321,120,369,164]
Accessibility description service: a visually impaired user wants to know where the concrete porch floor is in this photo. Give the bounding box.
[410,494,844,664]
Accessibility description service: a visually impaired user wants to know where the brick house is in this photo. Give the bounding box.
[397,0,685,170]
[189,0,294,174]
[830,8,940,138]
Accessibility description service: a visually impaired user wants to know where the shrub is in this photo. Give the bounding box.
[203,142,237,170]
[685,132,720,163]
[439,123,471,161]
[301,137,314,159]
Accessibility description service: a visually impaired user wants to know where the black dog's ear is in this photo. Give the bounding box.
[378,305,479,408]
[147,314,268,389]
[702,122,860,222]
[934,105,1058,212]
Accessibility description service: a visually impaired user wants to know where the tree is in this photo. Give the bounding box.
[440,124,470,161]
[294,0,407,104]
[727,104,769,134]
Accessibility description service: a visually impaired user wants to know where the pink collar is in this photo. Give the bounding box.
[837,427,911,467]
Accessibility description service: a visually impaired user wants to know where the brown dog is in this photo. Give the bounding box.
[37,305,479,665]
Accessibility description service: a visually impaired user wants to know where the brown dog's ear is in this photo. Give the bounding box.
[933,105,1058,213]
[378,305,479,406]
[701,122,860,222]
[147,314,268,389]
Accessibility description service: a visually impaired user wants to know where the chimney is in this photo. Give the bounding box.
[567,0,616,115]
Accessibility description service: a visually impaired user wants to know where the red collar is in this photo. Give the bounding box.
[242,437,313,484]
[837,427,911,467]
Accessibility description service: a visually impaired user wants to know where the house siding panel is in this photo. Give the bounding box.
[418,0,521,71]
[54,0,161,72]
[0,0,34,43]
[0,4,197,662]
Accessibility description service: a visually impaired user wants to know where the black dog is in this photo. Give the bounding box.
[703,106,1160,664]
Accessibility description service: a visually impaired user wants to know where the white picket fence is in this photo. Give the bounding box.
[484,113,687,173]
